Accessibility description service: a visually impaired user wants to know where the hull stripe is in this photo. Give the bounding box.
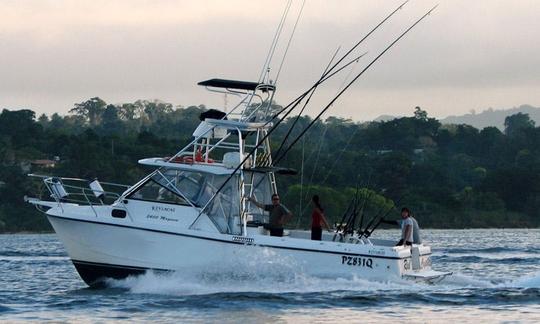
[48,214,425,260]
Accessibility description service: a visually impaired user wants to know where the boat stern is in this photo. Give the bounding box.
[397,244,452,283]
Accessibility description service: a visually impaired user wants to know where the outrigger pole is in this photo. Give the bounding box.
[273,4,439,165]
[270,0,411,159]
[204,2,430,235]
[259,0,411,132]
[209,1,411,183]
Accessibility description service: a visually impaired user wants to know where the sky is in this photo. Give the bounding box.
[1,0,539,121]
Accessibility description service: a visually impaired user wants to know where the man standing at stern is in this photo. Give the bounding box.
[382,207,422,246]
[247,194,292,237]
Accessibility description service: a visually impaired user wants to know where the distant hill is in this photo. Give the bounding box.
[373,105,540,130]
[440,104,540,130]
[373,114,402,122]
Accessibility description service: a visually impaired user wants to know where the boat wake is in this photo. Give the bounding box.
[106,248,413,295]
[107,266,540,296]
[506,272,540,288]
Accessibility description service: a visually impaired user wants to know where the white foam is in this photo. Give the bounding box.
[437,273,495,288]
[506,272,540,288]
[108,267,419,296]
[105,245,539,295]
[106,248,418,296]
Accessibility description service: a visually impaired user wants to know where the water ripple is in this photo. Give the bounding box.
[1,230,539,321]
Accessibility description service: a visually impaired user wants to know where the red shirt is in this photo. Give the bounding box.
[312,208,323,228]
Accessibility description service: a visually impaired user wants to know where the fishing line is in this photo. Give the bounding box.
[202,2,420,219]
[273,4,439,166]
[272,50,368,165]
[275,0,307,85]
[299,53,362,206]
[272,46,344,162]
[260,0,410,129]
[258,0,293,84]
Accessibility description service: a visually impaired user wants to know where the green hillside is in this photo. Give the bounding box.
[1,99,539,232]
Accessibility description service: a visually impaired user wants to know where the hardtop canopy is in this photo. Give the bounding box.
[198,78,260,91]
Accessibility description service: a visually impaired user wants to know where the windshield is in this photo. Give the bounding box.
[155,168,241,234]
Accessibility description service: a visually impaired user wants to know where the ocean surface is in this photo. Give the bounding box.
[1,229,539,323]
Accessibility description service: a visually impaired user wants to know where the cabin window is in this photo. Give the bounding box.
[133,167,245,234]
[201,174,240,234]
[127,179,189,205]
[154,170,206,205]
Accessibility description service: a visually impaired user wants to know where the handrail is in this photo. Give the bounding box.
[28,174,130,189]
[30,174,130,217]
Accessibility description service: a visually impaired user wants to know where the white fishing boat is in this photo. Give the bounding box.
[25,3,450,287]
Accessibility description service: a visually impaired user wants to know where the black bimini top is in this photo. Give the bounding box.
[197,78,260,91]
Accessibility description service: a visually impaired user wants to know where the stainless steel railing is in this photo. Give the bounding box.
[28,174,130,216]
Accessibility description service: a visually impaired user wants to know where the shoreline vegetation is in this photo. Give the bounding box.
[1,98,539,233]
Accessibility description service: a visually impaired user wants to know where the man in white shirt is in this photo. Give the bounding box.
[382,207,422,246]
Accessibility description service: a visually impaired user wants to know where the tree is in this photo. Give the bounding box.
[70,97,107,126]
[139,100,173,124]
[504,112,535,137]
[37,114,49,127]
[414,106,428,121]
[0,109,42,147]
[117,103,138,121]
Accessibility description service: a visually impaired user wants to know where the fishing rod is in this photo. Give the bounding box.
[332,199,353,242]
[200,1,420,218]
[356,187,375,236]
[273,4,439,165]
[261,47,341,200]
[361,194,405,239]
[332,180,361,241]
[257,0,411,135]
[272,51,368,163]
[272,46,342,160]
[358,194,397,237]
[239,48,361,212]
[346,173,373,236]
[207,48,383,208]
[271,0,410,161]
[354,171,375,235]
[346,183,362,235]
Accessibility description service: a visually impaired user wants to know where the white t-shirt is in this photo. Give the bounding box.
[400,217,414,242]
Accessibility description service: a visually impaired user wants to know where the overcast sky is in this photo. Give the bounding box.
[1,0,539,121]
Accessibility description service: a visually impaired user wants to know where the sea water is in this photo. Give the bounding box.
[1,229,539,322]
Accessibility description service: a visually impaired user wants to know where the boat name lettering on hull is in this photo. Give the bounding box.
[341,255,373,268]
[146,214,178,222]
[232,236,254,244]
[151,206,175,213]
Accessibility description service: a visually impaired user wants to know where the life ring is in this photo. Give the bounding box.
[168,156,194,164]
[195,149,214,163]
[167,154,212,164]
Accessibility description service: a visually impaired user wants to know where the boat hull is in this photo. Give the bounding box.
[72,260,153,287]
[47,214,422,287]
